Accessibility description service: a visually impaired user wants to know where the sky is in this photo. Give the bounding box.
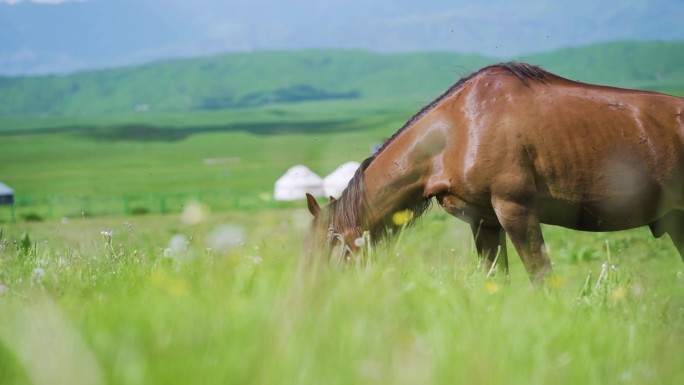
[1,0,683,75]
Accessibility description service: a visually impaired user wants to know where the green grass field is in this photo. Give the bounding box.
[2,122,684,383]
[0,208,683,385]
[1,43,684,384]
[0,98,411,224]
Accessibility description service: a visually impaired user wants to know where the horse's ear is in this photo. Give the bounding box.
[328,196,336,204]
[306,193,321,217]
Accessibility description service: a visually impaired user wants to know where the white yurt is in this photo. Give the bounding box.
[0,182,14,205]
[274,165,324,201]
[323,161,360,199]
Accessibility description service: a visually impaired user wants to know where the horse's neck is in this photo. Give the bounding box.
[363,132,436,226]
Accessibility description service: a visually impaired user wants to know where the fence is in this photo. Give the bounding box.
[0,191,299,223]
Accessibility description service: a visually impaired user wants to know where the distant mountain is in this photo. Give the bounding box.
[1,0,683,75]
[0,50,493,116]
[0,41,682,118]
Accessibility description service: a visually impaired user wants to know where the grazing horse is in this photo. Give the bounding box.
[306,62,684,285]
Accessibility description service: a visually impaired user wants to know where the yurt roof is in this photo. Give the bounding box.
[323,161,360,184]
[0,182,13,195]
[275,165,323,187]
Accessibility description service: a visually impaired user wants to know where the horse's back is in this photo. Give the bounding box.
[461,70,684,230]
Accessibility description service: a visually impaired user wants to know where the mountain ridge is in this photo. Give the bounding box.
[1,41,682,117]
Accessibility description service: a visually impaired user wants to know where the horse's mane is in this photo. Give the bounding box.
[329,62,550,243]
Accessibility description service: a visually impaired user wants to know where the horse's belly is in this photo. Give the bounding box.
[534,153,682,231]
[437,194,499,225]
[537,196,663,232]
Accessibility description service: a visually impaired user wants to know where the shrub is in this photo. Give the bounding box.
[130,206,151,216]
[21,213,43,222]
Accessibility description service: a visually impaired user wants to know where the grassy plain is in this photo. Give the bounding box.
[1,123,684,383]
[0,98,415,194]
[0,208,683,385]
[2,105,683,383]
[1,44,684,383]
[0,98,419,221]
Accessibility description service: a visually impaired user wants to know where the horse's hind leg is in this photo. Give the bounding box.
[470,220,509,276]
[650,211,684,262]
[666,212,684,262]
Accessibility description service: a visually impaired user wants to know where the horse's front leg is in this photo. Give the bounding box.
[437,194,511,275]
[492,197,552,286]
[469,220,509,277]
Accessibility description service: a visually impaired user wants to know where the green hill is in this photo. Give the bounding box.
[519,41,684,93]
[0,51,492,117]
[0,41,682,118]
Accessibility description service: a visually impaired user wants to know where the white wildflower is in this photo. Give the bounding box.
[181,201,208,225]
[32,267,45,281]
[168,234,188,253]
[207,225,245,253]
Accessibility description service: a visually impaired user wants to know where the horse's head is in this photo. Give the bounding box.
[305,193,358,261]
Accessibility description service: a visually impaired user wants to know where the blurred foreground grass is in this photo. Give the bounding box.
[1,208,683,385]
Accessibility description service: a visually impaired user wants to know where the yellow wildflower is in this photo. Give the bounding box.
[610,287,626,302]
[547,275,565,289]
[392,209,414,226]
[151,270,189,298]
[484,281,500,294]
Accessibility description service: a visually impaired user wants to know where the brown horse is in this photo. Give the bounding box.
[306,62,684,284]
